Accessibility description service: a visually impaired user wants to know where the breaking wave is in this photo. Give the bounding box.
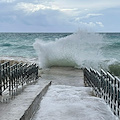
[33,30,120,76]
[34,31,103,68]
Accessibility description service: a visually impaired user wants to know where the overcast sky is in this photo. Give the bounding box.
[0,0,120,32]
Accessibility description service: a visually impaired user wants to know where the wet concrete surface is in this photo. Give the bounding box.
[0,79,51,120]
[40,67,84,87]
[33,67,118,120]
[0,67,92,120]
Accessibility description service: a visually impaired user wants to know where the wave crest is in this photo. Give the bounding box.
[33,30,106,69]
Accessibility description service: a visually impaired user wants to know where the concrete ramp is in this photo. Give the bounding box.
[33,67,118,120]
[0,67,118,120]
[33,85,118,120]
[0,80,51,120]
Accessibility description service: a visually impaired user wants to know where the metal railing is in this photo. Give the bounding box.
[84,67,120,118]
[0,62,10,95]
[0,61,38,96]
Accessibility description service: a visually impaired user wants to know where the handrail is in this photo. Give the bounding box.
[0,61,38,96]
[84,67,120,119]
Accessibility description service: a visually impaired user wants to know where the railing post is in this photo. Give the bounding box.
[0,64,2,96]
[117,78,120,118]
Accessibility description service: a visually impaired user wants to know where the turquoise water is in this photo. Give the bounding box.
[0,31,120,76]
[0,33,70,57]
[102,33,120,60]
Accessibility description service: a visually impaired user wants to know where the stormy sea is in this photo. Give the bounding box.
[0,30,120,76]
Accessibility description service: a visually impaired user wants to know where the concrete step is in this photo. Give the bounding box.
[0,79,51,120]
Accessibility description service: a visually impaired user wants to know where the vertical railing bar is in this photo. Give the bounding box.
[0,61,38,101]
[0,63,2,96]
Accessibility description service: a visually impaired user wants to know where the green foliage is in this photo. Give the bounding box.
[108,63,120,76]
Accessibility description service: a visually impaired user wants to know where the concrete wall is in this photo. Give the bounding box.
[20,81,52,120]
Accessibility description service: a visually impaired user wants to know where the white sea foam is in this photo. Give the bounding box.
[0,56,37,65]
[33,30,106,69]
[33,85,118,120]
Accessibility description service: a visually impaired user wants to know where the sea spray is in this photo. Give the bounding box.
[0,32,119,76]
[33,30,106,69]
